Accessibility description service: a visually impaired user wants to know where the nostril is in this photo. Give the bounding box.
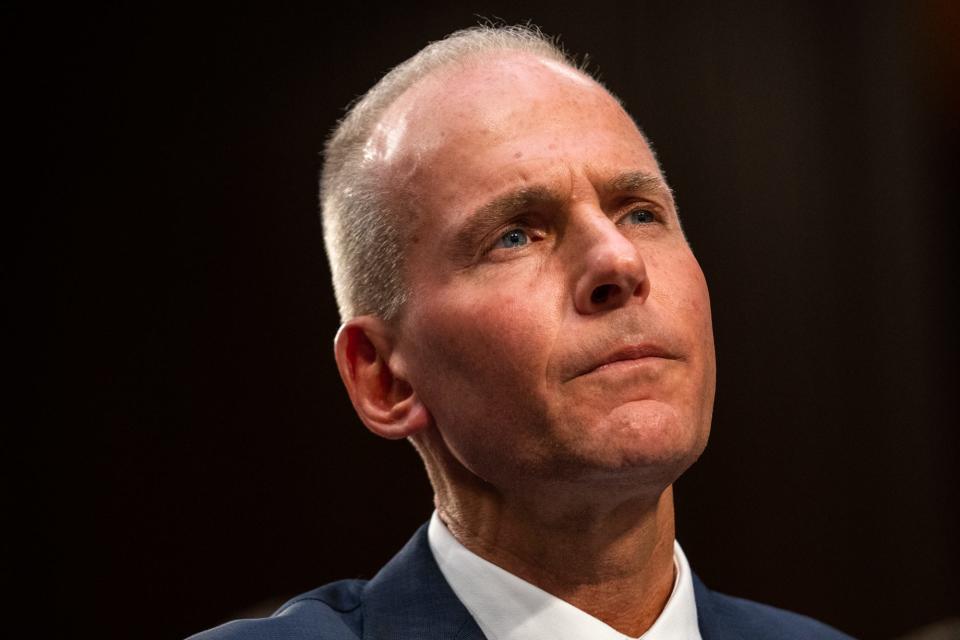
[591,284,618,305]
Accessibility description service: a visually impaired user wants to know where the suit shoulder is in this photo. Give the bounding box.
[186,579,365,640]
[705,589,854,639]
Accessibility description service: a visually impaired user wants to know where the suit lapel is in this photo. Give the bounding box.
[693,572,744,640]
[361,523,486,640]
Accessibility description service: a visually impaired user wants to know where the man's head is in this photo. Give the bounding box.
[325,26,715,506]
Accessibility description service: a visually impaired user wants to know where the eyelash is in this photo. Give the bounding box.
[483,206,661,256]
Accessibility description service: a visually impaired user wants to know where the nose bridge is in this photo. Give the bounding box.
[568,202,648,313]
[581,205,636,260]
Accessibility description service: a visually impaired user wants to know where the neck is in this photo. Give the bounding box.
[435,480,677,637]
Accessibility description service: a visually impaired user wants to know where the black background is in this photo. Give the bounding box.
[23,2,958,638]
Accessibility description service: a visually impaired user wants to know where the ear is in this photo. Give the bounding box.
[333,316,431,440]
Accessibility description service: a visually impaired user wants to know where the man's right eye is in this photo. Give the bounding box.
[493,228,530,250]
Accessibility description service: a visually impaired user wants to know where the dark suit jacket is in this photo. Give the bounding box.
[190,523,853,639]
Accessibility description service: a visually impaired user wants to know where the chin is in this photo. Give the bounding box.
[573,400,708,487]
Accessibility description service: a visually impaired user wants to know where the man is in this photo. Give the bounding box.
[191,25,852,639]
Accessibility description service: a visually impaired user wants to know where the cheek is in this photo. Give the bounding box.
[401,278,563,478]
[672,255,716,410]
[649,249,716,387]
[649,250,712,329]
[405,278,558,411]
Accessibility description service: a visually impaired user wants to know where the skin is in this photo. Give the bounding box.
[335,52,716,636]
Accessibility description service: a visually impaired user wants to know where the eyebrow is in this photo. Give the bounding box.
[600,170,673,199]
[449,170,673,261]
[450,185,559,260]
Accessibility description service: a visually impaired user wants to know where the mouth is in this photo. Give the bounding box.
[575,343,679,379]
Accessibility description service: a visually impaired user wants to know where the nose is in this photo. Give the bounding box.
[572,214,649,314]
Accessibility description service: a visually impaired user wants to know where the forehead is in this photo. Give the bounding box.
[372,54,646,157]
[367,52,661,234]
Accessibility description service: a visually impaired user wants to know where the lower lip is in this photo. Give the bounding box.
[589,356,670,374]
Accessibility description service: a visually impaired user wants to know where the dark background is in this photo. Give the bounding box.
[25,1,957,638]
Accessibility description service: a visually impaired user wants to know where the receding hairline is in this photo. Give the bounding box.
[360,47,641,224]
[363,47,613,161]
[402,45,599,91]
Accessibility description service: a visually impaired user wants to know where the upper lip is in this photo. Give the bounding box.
[576,343,678,378]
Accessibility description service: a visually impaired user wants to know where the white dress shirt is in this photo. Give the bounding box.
[428,511,702,640]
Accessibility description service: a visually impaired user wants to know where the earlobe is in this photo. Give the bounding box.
[334,317,430,440]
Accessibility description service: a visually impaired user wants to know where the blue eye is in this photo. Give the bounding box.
[494,228,530,249]
[625,208,655,224]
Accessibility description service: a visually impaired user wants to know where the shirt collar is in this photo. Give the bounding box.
[427,511,701,640]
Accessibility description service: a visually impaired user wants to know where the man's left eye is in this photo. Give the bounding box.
[623,208,655,224]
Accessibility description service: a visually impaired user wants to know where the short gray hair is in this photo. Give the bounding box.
[320,25,585,322]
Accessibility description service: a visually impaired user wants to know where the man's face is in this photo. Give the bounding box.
[371,54,715,495]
